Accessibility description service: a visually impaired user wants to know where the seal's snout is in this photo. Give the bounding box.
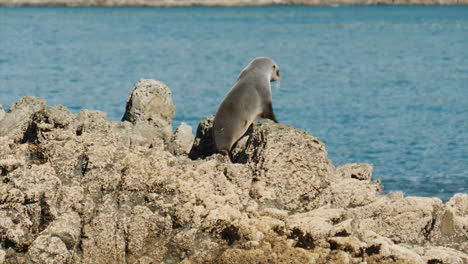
[271,68,281,82]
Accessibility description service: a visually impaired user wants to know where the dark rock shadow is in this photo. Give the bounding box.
[188,116,217,160]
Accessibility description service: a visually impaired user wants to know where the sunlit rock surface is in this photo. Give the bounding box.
[0,79,466,263]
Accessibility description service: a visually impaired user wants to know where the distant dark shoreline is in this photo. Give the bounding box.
[1,0,467,7]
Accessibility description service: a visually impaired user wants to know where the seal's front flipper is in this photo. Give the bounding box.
[219,149,233,163]
[263,102,279,123]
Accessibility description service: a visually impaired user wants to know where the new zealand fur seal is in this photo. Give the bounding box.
[213,57,281,156]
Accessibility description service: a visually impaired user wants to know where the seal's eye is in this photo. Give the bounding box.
[273,65,276,69]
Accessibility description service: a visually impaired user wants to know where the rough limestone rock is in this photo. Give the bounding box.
[335,163,373,181]
[429,193,468,253]
[170,122,195,156]
[348,192,445,244]
[189,115,217,160]
[0,96,47,142]
[237,120,337,212]
[122,79,176,145]
[26,235,71,263]
[0,79,466,264]
[190,117,336,212]
[413,246,468,264]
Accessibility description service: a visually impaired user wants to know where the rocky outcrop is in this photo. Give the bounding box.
[122,79,176,147]
[0,79,466,264]
[1,0,467,6]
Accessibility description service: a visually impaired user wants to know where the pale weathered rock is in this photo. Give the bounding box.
[429,193,468,253]
[43,104,74,129]
[126,206,172,263]
[39,212,81,251]
[26,235,71,264]
[170,122,195,155]
[0,96,47,142]
[122,79,175,143]
[0,79,466,264]
[285,208,344,240]
[0,137,27,174]
[0,162,62,255]
[81,195,126,264]
[122,79,175,124]
[336,163,373,181]
[316,178,382,208]
[413,246,468,264]
[327,236,366,257]
[191,117,336,212]
[237,120,336,212]
[348,193,445,244]
[357,229,425,263]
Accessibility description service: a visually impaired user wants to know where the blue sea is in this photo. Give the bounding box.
[1,6,467,201]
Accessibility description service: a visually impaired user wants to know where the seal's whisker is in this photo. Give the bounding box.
[275,80,281,90]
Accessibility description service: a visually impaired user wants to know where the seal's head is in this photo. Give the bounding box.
[239,57,281,82]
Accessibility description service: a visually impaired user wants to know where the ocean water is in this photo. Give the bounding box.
[0,6,467,201]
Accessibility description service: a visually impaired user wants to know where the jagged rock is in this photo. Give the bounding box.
[315,178,382,209]
[430,193,468,253]
[39,212,81,251]
[122,79,175,144]
[80,195,126,264]
[122,79,175,125]
[0,137,27,175]
[0,79,466,264]
[413,246,468,264]
[43,104,74,129]
[348,192,445,245]
[189,115,217,160]
[170,122,195,156]
[335,163,373,181]
[190,117,336,212]
[0,96,47,142]
[317,163,381,210]
[285,208,344,240]
[327,236,366,258]
[26,235,71,263]
[358,230,425,263]
[239,121,336,212]
[126,206,172,263]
